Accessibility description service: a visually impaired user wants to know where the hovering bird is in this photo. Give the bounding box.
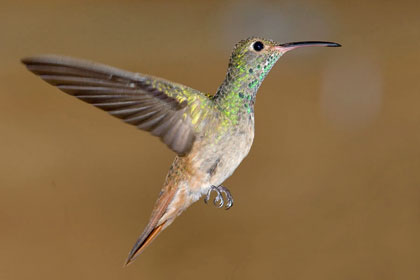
[22,37,340,265]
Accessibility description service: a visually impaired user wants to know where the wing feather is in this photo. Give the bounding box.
[22,55,212,155]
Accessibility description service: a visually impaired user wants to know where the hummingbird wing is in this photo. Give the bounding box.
[22,55,211,156]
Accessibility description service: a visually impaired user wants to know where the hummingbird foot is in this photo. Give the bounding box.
[204,185,234,210]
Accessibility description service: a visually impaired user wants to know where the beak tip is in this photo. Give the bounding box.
[329,43,342,47]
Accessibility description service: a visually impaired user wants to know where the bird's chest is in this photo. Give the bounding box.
[190,117,255,187]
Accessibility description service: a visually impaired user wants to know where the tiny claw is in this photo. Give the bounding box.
[204,185,234,210]
[213,192,224,208]
[220,186,233,210]
[225,199,233,210]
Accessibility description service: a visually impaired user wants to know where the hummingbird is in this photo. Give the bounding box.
[21,37,340,265]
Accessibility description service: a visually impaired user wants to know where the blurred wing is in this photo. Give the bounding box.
[22,55,209,156]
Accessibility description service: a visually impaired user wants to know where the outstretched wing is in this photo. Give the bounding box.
[22,55,212,156]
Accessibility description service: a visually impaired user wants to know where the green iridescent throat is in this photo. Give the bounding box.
[214,52,281,121]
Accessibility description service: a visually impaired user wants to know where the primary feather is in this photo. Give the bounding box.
[21,55,213,155]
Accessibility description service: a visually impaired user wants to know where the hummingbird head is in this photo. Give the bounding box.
[228,37,341,86]
[215,37,340,113]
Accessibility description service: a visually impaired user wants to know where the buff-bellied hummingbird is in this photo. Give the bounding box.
[21,37,341,265]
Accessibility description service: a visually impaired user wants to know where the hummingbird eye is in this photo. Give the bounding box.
[253,41,264,52]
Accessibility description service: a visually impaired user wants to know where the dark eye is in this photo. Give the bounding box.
[253,41,264,51]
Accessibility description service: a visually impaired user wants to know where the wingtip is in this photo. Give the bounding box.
[21,54,58,65]
[21,55,44,65]
[21,56,34,66]
[20,55,50,67]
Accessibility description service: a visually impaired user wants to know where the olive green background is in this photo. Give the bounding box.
[1,0,419,279]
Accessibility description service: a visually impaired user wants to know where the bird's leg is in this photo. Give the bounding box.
[204,185,234,210]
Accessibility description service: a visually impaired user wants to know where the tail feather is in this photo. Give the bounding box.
[124,222,166,266]
[124,185,178,265]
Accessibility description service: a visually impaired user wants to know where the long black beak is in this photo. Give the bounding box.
[280,41,341,48]
[273,41,341,54]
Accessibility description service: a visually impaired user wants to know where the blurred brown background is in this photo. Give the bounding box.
[1,0,420,279]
